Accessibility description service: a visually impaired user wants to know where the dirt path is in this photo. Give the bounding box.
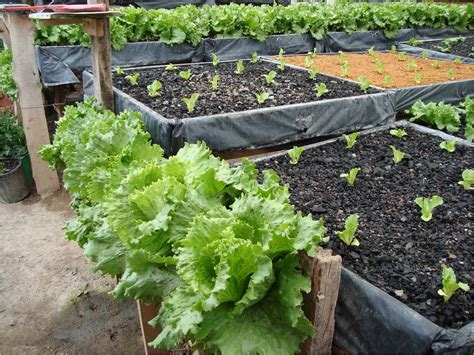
[0,190,143,354]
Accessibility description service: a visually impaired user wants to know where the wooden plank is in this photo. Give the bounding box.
[0,16,11,48]
[137,301,168,355]
[53,86,66,117]
[6,13,60,196]
[28,11,119,20]
[299,248,342,355]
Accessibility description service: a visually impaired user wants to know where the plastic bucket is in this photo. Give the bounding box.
[0,158,31,203]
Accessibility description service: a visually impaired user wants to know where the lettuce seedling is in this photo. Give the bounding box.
[389,128,407,139]
[415,195,443,222]
[210,74,219,90]
[115,66,124,75]
[264,70,277,85]
[414,72,422,84]
[304,55,313,68]
[398,52,406,61]
[251,52,258,63]
[235,60,245,74]
[390,45,397,53]
[288,146,304,164]
[376,60,384,74]
[341,61,349,77]
[437,265,470,303]
[358,76,371,91]
[343,132,359,149]
[383,74,393,88]
[254,91,270,104]
[407,59,417,71]
[125,73,140,85]
[308,48,317,58]
[182,93,200,113]
[408,37,421,46]
[454,57,462,64]
[439,140,456,152]
[447,68,454,80]
[335,214,360,246]
[278,48,285,58]
[315,83,328,98]
[340,167,361,187]
[179,70,192,80]
[277,58,286,71]
[147,80,162,97]
[390,145,405,164]
[368,47,377,62]
[212,53,219,67]
[166,63,178,71]
[308,67,318,80]
[431,60,441,69]
[458,169,474,190]
[338,51,346,64]
[421,50,429,59]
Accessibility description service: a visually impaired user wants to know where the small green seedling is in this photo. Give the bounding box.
[210,74,219,90]
[308,67,318,80]
[277,58,286,71]
[376,60,384,74]
[454,56,462,64]
[431,60,441,69]
[414,195,444,222]
[458,169,474,190]
[341,61,349,77]
[421,50,429,59]
[115,66,124,75]
[165,63,178,71]
[125,73,140,85]
[390,145,405,164]
[278,48,285,58]
[383,74,393,88]
[437,265,470,303]
[308,48,317,58]
[263,70,277,85]
[390,45,397,53]
[389,128,407,139]
[447,68,455,80]
[340,168,361,187]
[414,72,422,84]
[304,55,313,68]
[235,60,245,74]
[407,59,417,72]
[358,75,371,91]
[315,83,328,98]
[147,80,162,97]
[179,70,192,80]
[288,146,304,164]
[254,91,270,104]
[335,214,360,246]
[182,93,200,113]
[212,53,219,66]
[439,140,456,152]
[368,47,378,62]
[251,52,259,63]
[338,51,346,63]
[398,52,406,61]
[343,132,359,149]
[408,37,421,46]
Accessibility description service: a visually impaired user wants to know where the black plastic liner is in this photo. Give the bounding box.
[82,60,395,156]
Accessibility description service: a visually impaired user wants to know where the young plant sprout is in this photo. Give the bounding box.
[278,48,285,58]
[439,140,456,152]
[251,52,259,63]
[263,70,277,85]
[398,52,406,61]
[288,146,304,164]
[414,195,443,222]
[408,37,421,46]
[165,63,178,71]
[125,73,140,85]
[407,59,417,71]
[254,91,270,104]
[437,265,470,303]
[454,56,462,64]
[458,169,474,190]
[375,60,384,74]
[182,93,200,113]
[308,67,318,80]
[308,48,317,58]
[390,145,405,164]
[315,83,328,98]
[341,61,349,77]
[179,70,192,80]
[383,74,393,88]
[389,128,407,139]
[340,167,361,187]
[447,68,455,80]
[431,60,441,69]
[115,66,124,75]
[343,132,359,149]
[147,80,162,97]
[338,51,346,63]
[335,214,360,246]
[212,53,219,67]
[390,45,397,53]
[210,74,219,90]
[277,58,286,71]
[304,55,313,68]
[358,75,371,91]
[235,60,245,74]
[368,47,378,62]
[414,72,422,84]
[421,50,429,59]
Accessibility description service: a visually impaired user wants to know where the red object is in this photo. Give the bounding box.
[0,4,107,12]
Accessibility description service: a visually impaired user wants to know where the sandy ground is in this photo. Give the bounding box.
[0,190,144,354]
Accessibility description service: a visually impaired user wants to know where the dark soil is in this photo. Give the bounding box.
[256,128,473,329]
[112,60,379,119]
[0,158,19,175]
[415,36,474,59]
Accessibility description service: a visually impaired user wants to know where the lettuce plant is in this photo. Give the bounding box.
[335,214,360,247]
[458,169,473,190]
[315,83,328,98]
[263,71,277,85]
[431,60,441,69]
[367,47,377,62]
[421,50,429,59]
[212,53,219,67]
[437,265,470,303]
[447,68,454,80]
[454,57,462,64]
[389,128,407,138]
[457,97,474,141]
[0,49,17,100]
[398,52,406,61]
[439,140,456,153]
[390,145,405,164]
[166,63,178,71]
[307,49,317,58]
[277,58,286,71]
[125,73,140,85]
[179,70,192,80]
[288,146,304,165]
[407,101,461,133]
[308,68,318,80]
[340,167,360,187]
[304,55,313,68]
[182,93,200,113]
[254,91,270,104]
[210,74,219,90]
[251,52,258,63]
[408,37,421,46]
[338,51,346,64]
[407,59,417,72]
[235,60,245,74]
[115,66,124,75]
[375,60,384,74]
[358,76,371,91]
[414,195,443,222]
[343,132,359,149]
[147,80,162,97]
[341,61,349,77]
[383,74,393,88]
[414,72,422,84]
[390,45,397,53]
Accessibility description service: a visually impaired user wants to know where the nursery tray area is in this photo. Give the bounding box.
[280,52,474,88]
[112,60,379,119]
[414,36,474,59]
[255,126,473,329]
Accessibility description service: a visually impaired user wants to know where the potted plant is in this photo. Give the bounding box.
[0,48,17,112]
[0,110,32,203]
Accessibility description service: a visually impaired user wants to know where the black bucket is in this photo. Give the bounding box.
[0,158,31,203]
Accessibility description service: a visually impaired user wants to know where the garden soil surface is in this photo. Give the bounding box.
[415,36,474,59]
[0,190,143,354]
[113,60,379,119]
[281,52,474,88]
[256,128,473,329]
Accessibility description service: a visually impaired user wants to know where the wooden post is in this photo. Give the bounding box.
[0,16,11,49]
[137,301,168,355]
[300,248,342,355]
[5,13,60,196]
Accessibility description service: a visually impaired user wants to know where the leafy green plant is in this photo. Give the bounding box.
[414,195,443,222]
[263,70,277,85]
[335,214,360,246]
[408,37,421,46]
[304,55,313,68]
[447,68,455,80]
[288,146,304,164]
[338,51,346,64]
[308,67,318,80]
[307,49,317,58]
[383,74,393,88]
[358,76,371,91]
[439,140,456,152]
[390,45,397,53]
[182,93,200,113]
[210,74,219,90]
[421,50,429,59]
[147,80,162,97]
[375,60,384,74]
[0,49,17,100]
[390,145,405,164]
[0,110,27,159]
[315,83,328,98]
[341,61,349,77]
[212,52,219,67]
[398,52,406,61]
[407,101,461,133]
[389,128,407,138]
[458,169,473,190]
[254,91,270,104]
[115,66,124,75]
[437,265,470,303]
[278,48,285,58]
[454,56,462,64]
[277,58,286,71]
[251,52,258,63]
[340,167,361,187]
[343,132,359,149]
[125,73,140,86]
[235,60,245,74]
[179,70,192,80]
[414,72,422,84]
[367,47,377,62]
[165,63,178,71]
[457,97,474,141]
[431,60,441,69]
[407,59,417,72]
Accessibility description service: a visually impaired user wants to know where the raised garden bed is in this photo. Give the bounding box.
[83,59,395,155]
[411,36,474,60]
[254,122,473,332]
